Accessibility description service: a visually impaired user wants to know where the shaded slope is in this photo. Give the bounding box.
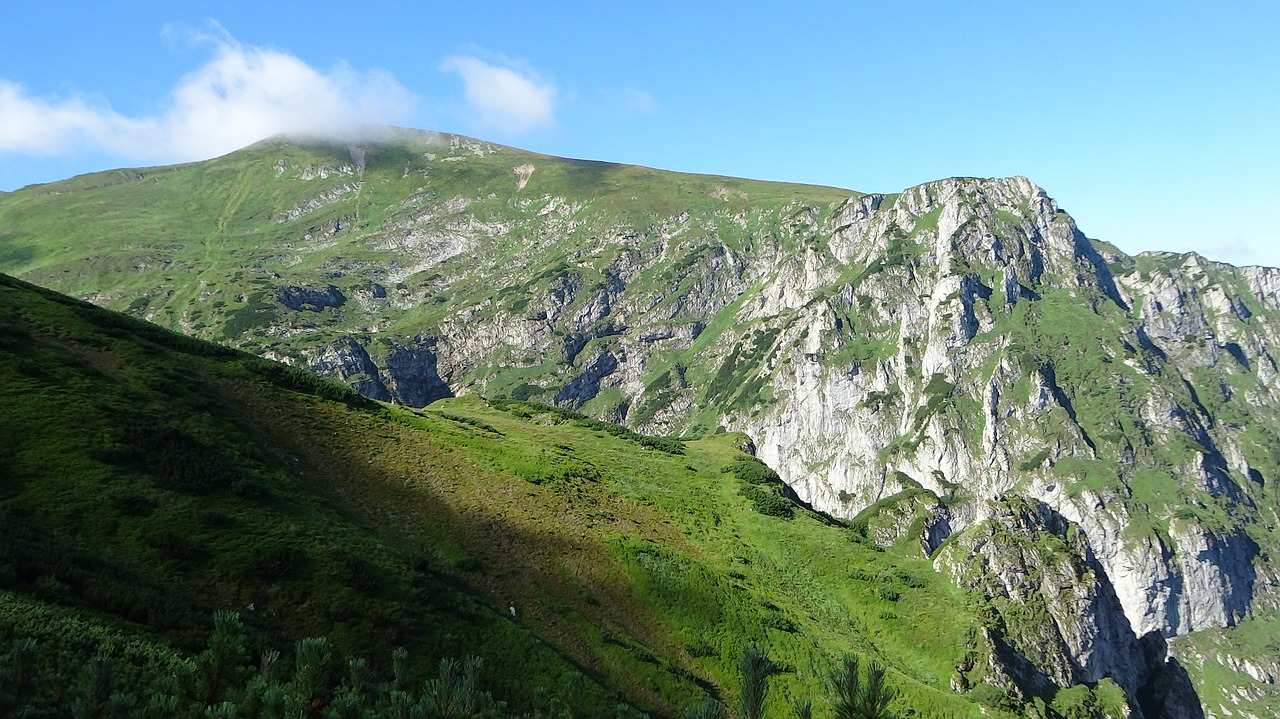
[2,273,1021,717]
[0,272,626,713]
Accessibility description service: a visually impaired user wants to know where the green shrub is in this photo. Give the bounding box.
[245,545,307,581]
[725,459,782,485]
[969,683,1020,712]
[739,484,795,519]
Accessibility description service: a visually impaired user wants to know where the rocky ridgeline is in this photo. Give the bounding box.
[711,178,1279,713]
[330,172,1276,716]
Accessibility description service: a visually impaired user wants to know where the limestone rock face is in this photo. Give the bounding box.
[276,284,347,312]
[279,172,1275,716]
[384,340,453,407]
[306,338,391,401]
[935,498,1138,695]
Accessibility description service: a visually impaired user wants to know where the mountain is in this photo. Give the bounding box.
[2,271,983,717]
[3,128,1280,717]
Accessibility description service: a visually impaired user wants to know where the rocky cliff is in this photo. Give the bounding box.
[4,131,1279,717]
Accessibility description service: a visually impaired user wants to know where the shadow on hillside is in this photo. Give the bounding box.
[255,399,724,718]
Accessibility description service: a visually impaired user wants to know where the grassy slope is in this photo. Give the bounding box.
[0,131,861,426]
[0,272,997,717]
[0,131,852,336]
[1171,619,1280,718]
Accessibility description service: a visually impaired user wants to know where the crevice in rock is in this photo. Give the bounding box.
[1041,365,1097,453]
[1076,229,1130,312]
[1136,632,1205,719]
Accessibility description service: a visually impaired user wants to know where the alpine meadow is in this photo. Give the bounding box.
[2,128,1280,719]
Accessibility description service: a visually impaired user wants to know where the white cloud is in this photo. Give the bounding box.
[0,31,415,163]
[158,43,414,159]
[611,87,657,115]
[440,56,555,133]
[0,81,143,154]
[1198,237,1280,269]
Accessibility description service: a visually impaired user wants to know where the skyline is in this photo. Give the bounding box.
[2,2,1278,267]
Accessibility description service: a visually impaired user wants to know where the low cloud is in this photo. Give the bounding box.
[0,81,137,154]
[1198,237,1280,269]
[440,56,555,134]
[609,87,658,115]
[0,29,415,163]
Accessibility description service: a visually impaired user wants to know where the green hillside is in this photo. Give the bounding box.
[5,127,1273,717]
[0,272,1081,717]
[0,129,850,361]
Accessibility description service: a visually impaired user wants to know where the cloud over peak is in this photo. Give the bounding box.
[0,30,415,163]
[440,55,555,134]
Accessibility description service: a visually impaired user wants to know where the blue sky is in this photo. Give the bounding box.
[3,2,1278,266]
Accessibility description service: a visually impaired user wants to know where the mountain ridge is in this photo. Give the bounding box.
[3,129,1280,717]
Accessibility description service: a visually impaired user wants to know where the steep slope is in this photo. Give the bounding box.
[2,272,1069,718]
[3,130,1279,716]
[0,273,639,715]
[0,129,854,414]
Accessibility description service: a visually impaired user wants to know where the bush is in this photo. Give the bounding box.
[969,683,1021,712]
[874,586,900,602]
[245,545,306,581]
[724,459,781,485]
[739,485,795,519]
[510,383,540,401]
[330,548,380,592]
[109,492,157,517]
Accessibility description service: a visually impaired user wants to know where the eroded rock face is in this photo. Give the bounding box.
[276,285,347,312]
[713,181,1274,664]
[298,178,1274,662]
[384,340,453,407]
[306,338,391,401]
[933,496,1206,717]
